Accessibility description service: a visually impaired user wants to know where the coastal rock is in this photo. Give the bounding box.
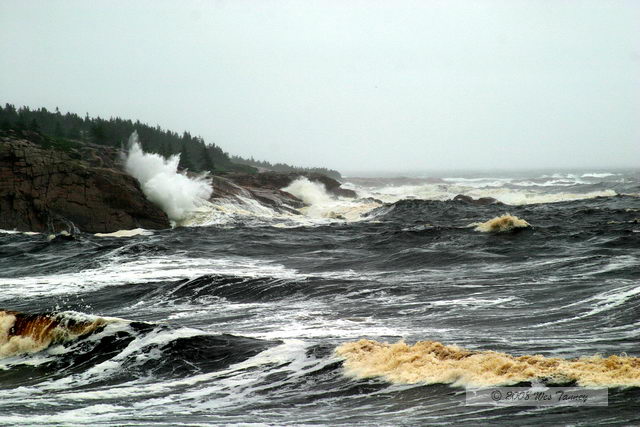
[0,133,170,233]
[224,171,357,198]
[452,194,502,205]
[209,175,304,214]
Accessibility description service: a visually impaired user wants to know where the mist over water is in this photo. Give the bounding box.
[124,131,212,224]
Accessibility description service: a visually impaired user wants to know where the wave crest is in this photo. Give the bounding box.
[336,339,640,388]
[473,214,530,232]
[0,310,115,358]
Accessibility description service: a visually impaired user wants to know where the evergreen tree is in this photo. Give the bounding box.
[178,143,194,170]
[89,122,107,144]
[201,145,215,172]
[0,104,343,176]
[54,121,64,137]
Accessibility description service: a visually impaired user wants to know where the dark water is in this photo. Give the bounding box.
[0,171,639,426]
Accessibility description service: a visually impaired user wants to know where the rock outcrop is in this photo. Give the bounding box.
[208,171,357,214]
[209,175,305,214]
[224,171,357,199]
[0,132,170,233]
[452,194,502,205]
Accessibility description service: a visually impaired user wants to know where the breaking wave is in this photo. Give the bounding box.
[344,176,622,206]
[0,310,116,358]
[336,339,640,388]
[283,177,380,220]
[473,214,531,233]
[124,131,212,224]
[282,177,333,207]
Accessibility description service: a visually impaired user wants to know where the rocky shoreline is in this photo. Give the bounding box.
[0,130,356,233]
[0,131,170,233]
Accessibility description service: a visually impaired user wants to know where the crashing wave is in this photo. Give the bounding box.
[124,131,212,225]
[473,214,530,233]
[336,339,640,388]
[283,177,380,221]
[0,310,116,358]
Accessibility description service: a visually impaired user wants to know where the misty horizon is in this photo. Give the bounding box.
[1,0,638,173]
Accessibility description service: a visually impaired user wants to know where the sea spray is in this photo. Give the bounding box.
[282,177,333,206]
[124,132,212,224]
[282,177,378,220]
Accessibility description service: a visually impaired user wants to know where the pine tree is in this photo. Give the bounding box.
[201,145,215,172]
[178,143,194,170]
[54,121,64,137]
[90,122,107,144]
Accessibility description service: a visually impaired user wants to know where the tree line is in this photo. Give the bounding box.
[230,156,341,179]
[0,103,341,178]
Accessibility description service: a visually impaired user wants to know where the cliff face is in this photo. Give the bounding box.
[0,133,170,233]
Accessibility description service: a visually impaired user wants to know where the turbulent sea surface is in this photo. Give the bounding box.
[1,169,639,426]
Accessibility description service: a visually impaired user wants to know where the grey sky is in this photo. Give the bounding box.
[1,0,638,173]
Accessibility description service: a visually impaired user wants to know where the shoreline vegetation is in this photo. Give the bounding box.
[0,103,342,179]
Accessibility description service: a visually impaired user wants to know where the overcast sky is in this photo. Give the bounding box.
[1,0,638,173]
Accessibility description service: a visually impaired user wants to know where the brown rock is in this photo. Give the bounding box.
[0,134,170,233]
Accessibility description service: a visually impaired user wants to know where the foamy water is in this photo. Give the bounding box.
[473,214,531,232]
[1,169,638,425]
[344,172,629,206]
[336,339,640,388]
[0,311,115,358]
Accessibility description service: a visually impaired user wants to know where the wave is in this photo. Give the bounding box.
[581,173,616,178]
[282,177,381,221]
[0,309,283,395]
[473,214,530,233]
[345,177,622,206]
[0,310,116,358]
[180,178,381,227]
[336,339,640,388]
[124,131,212,224]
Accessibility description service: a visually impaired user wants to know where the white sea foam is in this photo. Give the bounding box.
[124,131,212,224]
[283,177,380,220]
[283,177,334,207]
[581,172,616,178]
[0,229,40,235]
[181,196,299,227]
[347,180,617,206]
[94,228,151,238]
[0,254,298,299]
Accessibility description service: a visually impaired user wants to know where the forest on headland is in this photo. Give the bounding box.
[0,103,341,179]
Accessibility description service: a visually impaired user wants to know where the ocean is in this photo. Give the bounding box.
[1,169,639,426]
